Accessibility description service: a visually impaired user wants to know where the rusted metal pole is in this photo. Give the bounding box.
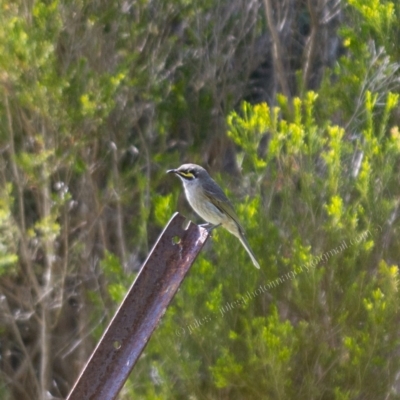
[67,212,209,400]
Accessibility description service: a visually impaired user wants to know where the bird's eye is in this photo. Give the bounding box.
[189,169,197,177]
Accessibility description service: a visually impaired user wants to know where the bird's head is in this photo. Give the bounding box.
[167,163,208,182]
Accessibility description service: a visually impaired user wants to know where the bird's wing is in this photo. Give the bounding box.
[202,179,245,233]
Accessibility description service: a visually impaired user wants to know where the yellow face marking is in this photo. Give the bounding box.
[178,171,194,179]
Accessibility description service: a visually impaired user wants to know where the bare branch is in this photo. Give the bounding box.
[263,0,292,99]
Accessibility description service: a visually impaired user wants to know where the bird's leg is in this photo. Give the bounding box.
[199,223,221,233]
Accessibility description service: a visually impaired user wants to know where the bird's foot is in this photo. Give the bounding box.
[199,223,221,234]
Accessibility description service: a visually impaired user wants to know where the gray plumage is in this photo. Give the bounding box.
[167,163,260,269]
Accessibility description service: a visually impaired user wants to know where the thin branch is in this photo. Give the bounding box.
[303,0,321,89]
[0,296,41,398]
[39,121,54,399]
[4,92,41,296]
[263,0,292,100]
[111,142,127,268]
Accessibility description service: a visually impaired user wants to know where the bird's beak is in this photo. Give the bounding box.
[167,169,177,174]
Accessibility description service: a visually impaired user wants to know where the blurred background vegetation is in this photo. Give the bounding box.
[0,0,400,399]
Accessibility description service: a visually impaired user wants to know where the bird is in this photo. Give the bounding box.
[167,163,260,269]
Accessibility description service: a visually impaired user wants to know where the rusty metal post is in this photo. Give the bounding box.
[67,212,208,400]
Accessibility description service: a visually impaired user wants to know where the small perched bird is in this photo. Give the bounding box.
[167,163,260,269]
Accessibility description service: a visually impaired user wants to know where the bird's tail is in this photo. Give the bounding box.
[237,230,260,269]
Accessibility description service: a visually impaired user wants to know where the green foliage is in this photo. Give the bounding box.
[0,184,18,275]
[101,250,129,304]
[319,0,400,125]
[347,0,396,46]
[1,0,400,399]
